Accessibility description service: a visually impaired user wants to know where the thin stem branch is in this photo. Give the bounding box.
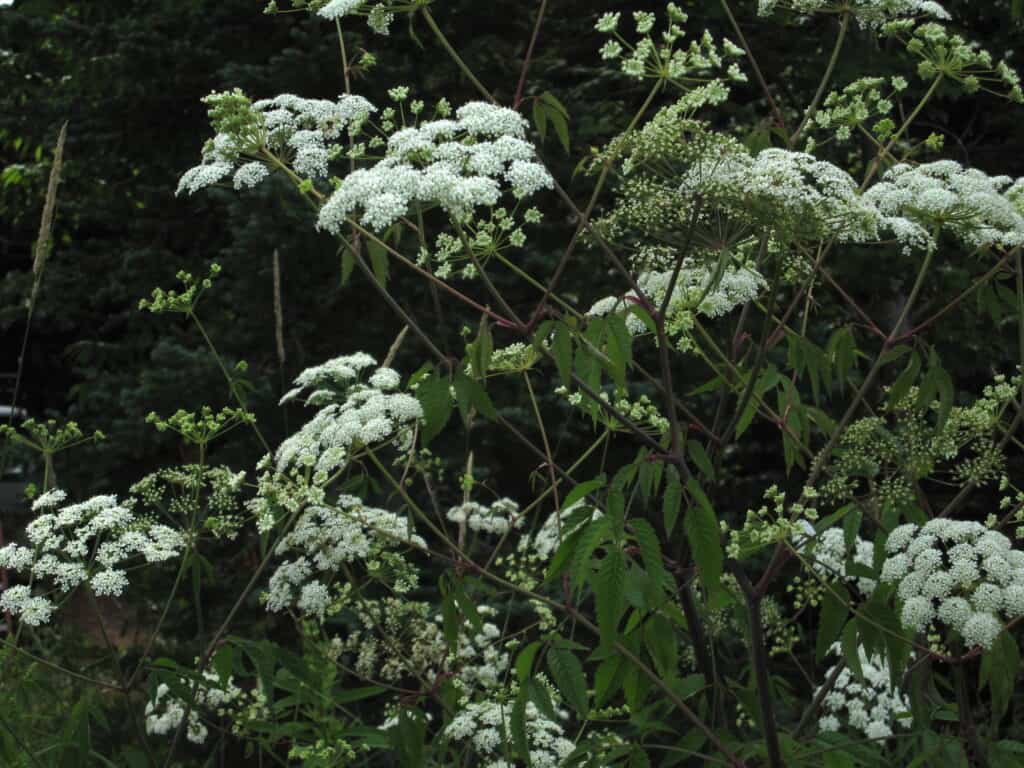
[730,563,782,768]
[790,13,850,147]
[512,0,548,110]
[718,0,787,132]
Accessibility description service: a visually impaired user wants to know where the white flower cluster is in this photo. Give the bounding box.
[808,527,877,595]
[881,519,1024,649]
[758,0,949,28]
[337,599,510,692]
[145,671,268,745]
[315,0,396,34]
[864,161,1024,252]
[817,643,912,739]
[449,612,511,691]
[447,498,524,535]
[0,490,185,626]
[265,495,426,618]
[520,501,603,561]
[177,90,375,195]
[317,102,553,233]
[445,700,575,768]
[587,257,766,349]
[1009,178,1024,216]
[684,148,882,244]
[275,353,422,478]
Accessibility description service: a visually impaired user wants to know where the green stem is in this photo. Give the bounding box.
[190,313,271,454]
[863,76,943,188]
[421,8,495,103]
[791,12,850,147]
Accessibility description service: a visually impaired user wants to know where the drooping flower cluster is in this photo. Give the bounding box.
[521,501,604,562]
[679,147,883,244]
[447,497,524,536]
[445,699,576,768]
[145,671,269,745]
[264,0,404,35]
[593,107,882,254]
[275,353,422,479]
[881,519,1024,649]
[587,253,767,350]
[335,599,510,692]
[808,527,877,595]
[864,160,1024,252]
[176,88,375,195]
[131,464,248,540]
[264,494,426,618]
[817,644,912,739]
[317,101,553,233]
[758,0,949,28]
[0,490,185,626]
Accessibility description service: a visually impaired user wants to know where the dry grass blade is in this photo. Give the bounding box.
[8,121,68,430]
[32,121,68,286]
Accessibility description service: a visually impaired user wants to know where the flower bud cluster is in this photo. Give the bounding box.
[594,6,746,89]
[448,497,524,536]
[758,0,949,29]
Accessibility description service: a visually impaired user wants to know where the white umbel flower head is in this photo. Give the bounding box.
[0,491,185,626]
[817,643,912,739]
[317,102,550,234]
[881,518,1024,649]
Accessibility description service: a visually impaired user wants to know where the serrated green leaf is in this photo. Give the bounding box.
[594,655,623,707]
[684,478,722,591]
[367,238,389,288]
[511,686,532,766]
[562,474,606,512]
[340,242,355,285]
[594,548,627,649]
[663,465,682,536]
[569,515,612,589]
[539,91,569,119]
[687,440,714,481]
[532,97,548,141]
[643,613,678,679]
[817,583,849,662]
[453,370,498,422]
[417,373,452,445]
[546,646,589,718]
[840,619,863,684]
[552,321,573,387]
[545,524,585,582]
[515,641,542,683]
[629,517,668,593]
[605,313,631,389]
[469,316,493,380]
[549,110,570,154]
